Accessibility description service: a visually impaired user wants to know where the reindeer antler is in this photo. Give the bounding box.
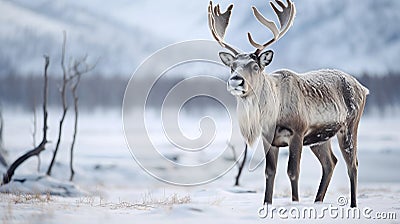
[248,0,296,55]
[208,1,239,55]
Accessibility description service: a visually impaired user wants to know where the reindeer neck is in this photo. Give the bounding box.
[236,75,274,146]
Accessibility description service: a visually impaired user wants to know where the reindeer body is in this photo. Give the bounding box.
[235,67,368,207]
[239,69,367,148]
[236,68,368,207]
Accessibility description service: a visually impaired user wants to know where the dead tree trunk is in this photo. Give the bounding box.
[2,56,50,185]
[47,31,69,176]
[68,72,80,181]
[228,142,248,186]
[68,57,95,181]
[0,109,7,167]
[234,144,247,186]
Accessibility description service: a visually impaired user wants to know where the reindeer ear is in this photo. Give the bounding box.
[259,50,273,67]
[219,52,235,67]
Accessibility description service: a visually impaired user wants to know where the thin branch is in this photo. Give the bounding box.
[234,144,247,186]
[47,31,69,176]
[42,56,49,142]
[228,142,248,186]
[61,30,67,82]
[32,100,37,147]
[66,56,97,82]
[227,141,238,162]
[69,76,79,181]
[2,55,49,185]
[0,108,7,167]
[68,57,94,181]
[31,101,41,172]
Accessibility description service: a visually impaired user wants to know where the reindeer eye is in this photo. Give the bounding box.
[252,64,259,72]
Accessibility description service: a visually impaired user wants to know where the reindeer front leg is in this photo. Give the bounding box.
[263,145,279,204]
[287,134,303,202]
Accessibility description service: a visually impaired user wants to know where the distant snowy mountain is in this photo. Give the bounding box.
[1,0,400,76]
[0,0,169,75]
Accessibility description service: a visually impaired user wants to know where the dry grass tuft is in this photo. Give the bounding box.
[11,192,52,204]
[75,192,191,211]
[141,192,191,206]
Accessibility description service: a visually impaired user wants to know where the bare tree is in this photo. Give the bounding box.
[2,55,50,185]
[68,57,95,181]
[47,31,69,176]
[228,142,247,186]
[46,30,95,179]
[1,31,94,184]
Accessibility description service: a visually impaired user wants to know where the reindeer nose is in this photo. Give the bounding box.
[229,76,244,87]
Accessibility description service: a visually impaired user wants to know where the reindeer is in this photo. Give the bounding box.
[208,0,368,207]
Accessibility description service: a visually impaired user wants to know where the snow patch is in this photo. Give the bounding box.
[0,174,86,197]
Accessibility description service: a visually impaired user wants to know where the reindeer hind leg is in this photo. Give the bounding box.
[337,123,359,208]
[310,140,337,203]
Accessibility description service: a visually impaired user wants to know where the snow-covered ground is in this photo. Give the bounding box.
[0,109,399,223]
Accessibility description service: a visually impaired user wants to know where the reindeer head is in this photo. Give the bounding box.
[219,51,273,96]
[208,0,296,97]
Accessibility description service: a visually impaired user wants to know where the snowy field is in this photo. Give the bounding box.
[0,109,399,223]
